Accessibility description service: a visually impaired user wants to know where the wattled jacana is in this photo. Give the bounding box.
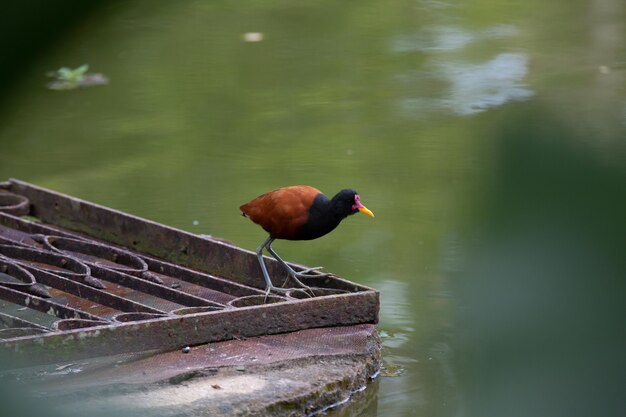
[240,185,374,293]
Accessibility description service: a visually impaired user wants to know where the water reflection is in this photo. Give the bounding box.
[393,23,533,116]
[376,279,414,333]
[391,24,519,53]
[440,53,533,115]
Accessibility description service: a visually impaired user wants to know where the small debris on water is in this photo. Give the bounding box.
[192,220,199,226]
[211,384,222,390]
[48,365,83,376]
[55,363,74,371]
[182,346,191,353]
[46,64,109,90]
[380,363,404,377]
[243,32,264,42]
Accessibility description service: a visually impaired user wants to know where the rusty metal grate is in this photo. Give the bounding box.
[0,179,378,368]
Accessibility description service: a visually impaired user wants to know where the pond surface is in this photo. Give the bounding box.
[1,1,624,416]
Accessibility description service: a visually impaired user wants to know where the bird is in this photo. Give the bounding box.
[240,185,374,294]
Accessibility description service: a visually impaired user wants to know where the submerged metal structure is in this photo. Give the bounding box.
[0,179,379,368]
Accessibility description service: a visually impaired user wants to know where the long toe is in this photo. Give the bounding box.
[287,275,316,297]
[266,284,303,294]
[294,266,328,277]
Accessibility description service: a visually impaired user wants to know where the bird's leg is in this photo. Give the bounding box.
[256,236,305,296]
[266,243,327,278]
[256,236,280,295]
[266,241,324,295]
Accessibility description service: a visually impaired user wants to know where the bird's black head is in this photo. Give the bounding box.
[331,189,375,218]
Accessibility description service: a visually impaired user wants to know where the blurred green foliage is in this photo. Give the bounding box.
[0,2,108,101]
[455,109,625,417]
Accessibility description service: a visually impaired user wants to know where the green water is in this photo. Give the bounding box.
[1,1,624,416]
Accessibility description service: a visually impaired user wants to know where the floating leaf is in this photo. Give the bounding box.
[46,64,108,90]
[75,64,89,75]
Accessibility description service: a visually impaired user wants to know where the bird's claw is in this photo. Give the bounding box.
[265,284,315,299]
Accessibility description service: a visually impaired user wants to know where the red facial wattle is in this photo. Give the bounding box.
[352,194,375,217]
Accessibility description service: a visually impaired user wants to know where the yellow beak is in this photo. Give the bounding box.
[358,206,375,218]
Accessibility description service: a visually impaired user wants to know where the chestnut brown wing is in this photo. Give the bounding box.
[240,186,322,239]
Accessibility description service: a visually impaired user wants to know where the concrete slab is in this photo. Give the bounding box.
[4,324,380,416]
